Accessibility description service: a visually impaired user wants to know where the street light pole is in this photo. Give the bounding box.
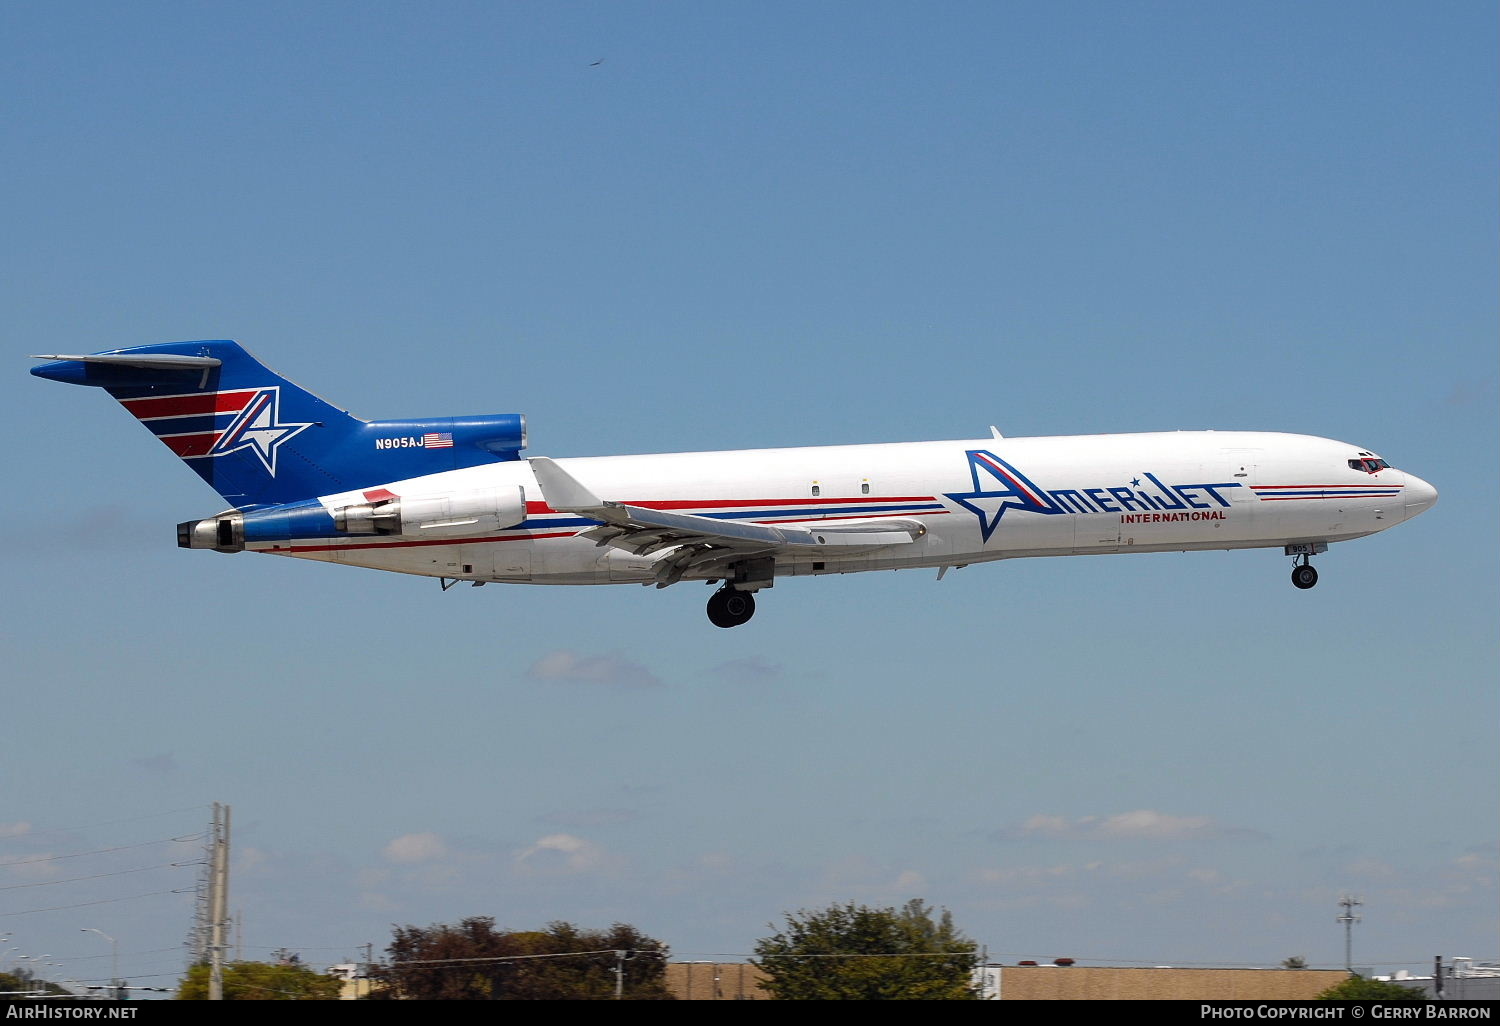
[81,929,119,999]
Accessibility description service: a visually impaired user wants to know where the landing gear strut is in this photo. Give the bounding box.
[1290,555,1319,590]
[707,585,756,628]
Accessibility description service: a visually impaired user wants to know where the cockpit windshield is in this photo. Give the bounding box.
[1349,455,1390,474]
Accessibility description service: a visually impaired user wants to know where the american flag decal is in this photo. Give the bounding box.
[423,432,454,449]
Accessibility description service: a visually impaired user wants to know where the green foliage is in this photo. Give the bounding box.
[753,899,980,1000]
[372,917,673,1000]
[1315,976,1427,1000]
[177,960,342,1000]
[0,970,70,997]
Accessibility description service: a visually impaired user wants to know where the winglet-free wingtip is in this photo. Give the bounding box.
[528,457,605,512]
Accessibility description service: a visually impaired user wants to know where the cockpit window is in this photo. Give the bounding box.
[1349,457,1389,474]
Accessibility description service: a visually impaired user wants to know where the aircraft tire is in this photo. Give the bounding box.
[707,588,756,628]
[1291,564,1319,590]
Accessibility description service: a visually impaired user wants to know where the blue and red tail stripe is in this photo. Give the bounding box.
[120,387,274,458]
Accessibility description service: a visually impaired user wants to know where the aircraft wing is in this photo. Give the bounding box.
[528,456,924,586]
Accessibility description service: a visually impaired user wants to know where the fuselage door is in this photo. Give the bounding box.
[1223,448,1261,533]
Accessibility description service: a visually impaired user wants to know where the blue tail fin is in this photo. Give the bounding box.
[31,340,526,508]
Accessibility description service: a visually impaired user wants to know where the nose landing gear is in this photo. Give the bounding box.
[707,585,756,628]
[1284,542,1326,591]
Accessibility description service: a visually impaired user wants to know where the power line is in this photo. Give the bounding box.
[0,862,187,891]
[0,887,193,917]
[0,834,204,867]
[391,948,624,967]
[0,806,210,842]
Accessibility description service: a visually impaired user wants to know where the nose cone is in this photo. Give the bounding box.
[1403,473,1438,520]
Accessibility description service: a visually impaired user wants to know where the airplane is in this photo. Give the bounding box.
[31,340,1437,628]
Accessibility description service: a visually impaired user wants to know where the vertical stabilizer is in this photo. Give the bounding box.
[31,340,527,507]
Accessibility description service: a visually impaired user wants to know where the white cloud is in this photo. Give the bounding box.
[384,832,448,864]
[528,651,661,688]
[0,854,58,881]
[1010,809,1239,841]
[1345,856,1397,880]
[514,833,605,873]
[0,822,31,839]
[238,846,270,873]
[1096,810,1217,840]
[892,869,928,892]
[708,656,783,685]
[1019,814,1072,837]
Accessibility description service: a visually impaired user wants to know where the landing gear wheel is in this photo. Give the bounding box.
[1291,564,1319,590]
[707,587,756,628]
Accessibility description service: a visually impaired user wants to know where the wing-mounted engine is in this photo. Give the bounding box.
[333,487,527,537]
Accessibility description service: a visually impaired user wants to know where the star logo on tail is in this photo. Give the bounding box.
[206,387,312,475]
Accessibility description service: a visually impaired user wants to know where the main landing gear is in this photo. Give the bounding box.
[707,585,756,628]
[1290,555,1319,590]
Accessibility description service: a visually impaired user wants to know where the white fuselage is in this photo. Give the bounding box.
[240,430,1437,590]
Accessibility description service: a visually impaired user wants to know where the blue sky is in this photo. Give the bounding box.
[2,1,1494,994]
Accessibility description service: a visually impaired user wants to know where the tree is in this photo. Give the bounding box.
[0,970,70,997]
[1281,955,1308,969]
[1315,976,1426,1000]
[371,917,673,1000]
[177,960,342,1000]
[753,899,980,1000]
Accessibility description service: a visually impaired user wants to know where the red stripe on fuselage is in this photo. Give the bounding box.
[522,495,937,515]
[1254,483,1404,490]
[276,530,582,554]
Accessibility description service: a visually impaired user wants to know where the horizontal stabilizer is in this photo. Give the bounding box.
[32,353,221,370]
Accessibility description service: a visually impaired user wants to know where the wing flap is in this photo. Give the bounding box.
[528,457,925,560]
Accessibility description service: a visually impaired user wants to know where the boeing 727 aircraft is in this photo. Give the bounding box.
[31,341,1437,627]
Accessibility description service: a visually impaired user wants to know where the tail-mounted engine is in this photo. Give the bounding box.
[332,487,527,537]
[178,486,528,552]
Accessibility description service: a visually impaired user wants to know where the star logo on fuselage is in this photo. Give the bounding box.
[207,387,312,476]
[945,449,1062,543]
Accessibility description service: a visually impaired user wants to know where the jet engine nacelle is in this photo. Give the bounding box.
[177,486,529,553]
[333,487,528,538]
